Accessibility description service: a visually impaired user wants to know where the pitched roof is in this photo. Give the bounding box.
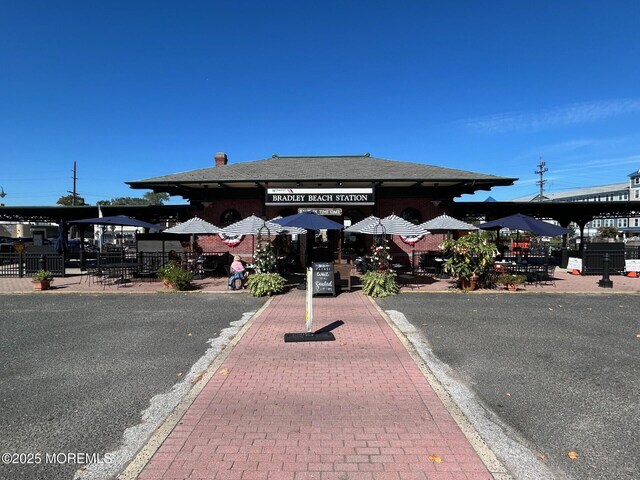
[128,154,515,185]
[510,182,628,202]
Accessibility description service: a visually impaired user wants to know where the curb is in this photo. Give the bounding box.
[115,297,273,480]
[368,297,514,479]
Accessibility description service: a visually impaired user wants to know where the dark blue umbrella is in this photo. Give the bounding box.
[271,212,343,230]
[478,213,568,236]
[69,215,163,230]
[54,219,68,254]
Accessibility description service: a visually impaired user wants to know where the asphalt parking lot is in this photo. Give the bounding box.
[377,293,640,480]
[0,293,265,480]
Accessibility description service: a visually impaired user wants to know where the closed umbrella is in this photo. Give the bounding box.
[54,219,68,255]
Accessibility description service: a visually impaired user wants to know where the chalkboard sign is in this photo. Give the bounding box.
[312,262,335,296]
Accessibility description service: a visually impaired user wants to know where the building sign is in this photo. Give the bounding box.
[266,188,374,206]
[298,207,343,216]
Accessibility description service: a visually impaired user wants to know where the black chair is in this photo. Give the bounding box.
[540,265,557,286]
[201,256,219,277]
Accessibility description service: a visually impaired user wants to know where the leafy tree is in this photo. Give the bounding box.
[97,192,169,206]
[57,194,87,206]
[597,226,619,239]
[143,192,169,205]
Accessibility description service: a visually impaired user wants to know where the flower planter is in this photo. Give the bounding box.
[33,280,51,291]
[460,275,479,291]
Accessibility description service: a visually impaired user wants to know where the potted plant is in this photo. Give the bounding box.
[440,234,497,291]
[362,237,400,297]
[32,270,54,290]
[497,273,526,292]
[156,262,193,291]
[246,237,286,297]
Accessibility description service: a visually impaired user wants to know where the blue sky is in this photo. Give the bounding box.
[1,1,639,206]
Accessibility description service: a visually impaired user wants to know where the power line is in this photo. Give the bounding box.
[534,157,548,201]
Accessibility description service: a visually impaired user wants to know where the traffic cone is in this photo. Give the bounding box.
[626,271,637,278]
[571,269,580,275]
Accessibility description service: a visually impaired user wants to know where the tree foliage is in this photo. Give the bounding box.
[57,194,87,206]
[597,226,619,239]
[97,192,169,206]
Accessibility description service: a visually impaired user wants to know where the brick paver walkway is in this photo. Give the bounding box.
[137,290,492,480]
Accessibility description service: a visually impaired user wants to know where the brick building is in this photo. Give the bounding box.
[128,153,515,262]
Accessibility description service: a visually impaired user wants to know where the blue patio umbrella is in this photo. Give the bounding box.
[272,213,343,342]
[69,215,163,230]
[478,213,568,236]
[271,212,343,231]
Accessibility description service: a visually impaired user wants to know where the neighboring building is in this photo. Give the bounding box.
[128,153,516,261]
[511,169,640,238]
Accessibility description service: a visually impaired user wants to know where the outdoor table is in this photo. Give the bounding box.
[100,262,141,285]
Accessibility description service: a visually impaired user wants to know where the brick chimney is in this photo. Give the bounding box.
[214,152,228,166]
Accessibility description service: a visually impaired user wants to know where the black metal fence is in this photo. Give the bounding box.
[0,250,232,279]
[0,253,66,278]
[582,243,626,275]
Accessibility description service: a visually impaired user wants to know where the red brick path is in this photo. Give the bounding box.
[137,290,492,480]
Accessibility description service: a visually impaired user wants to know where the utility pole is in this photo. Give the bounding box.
[535,157,548,201]
[67,161,78,205]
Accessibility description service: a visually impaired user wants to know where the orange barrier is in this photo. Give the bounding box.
[571,269,581,275]
[626,271,638,278]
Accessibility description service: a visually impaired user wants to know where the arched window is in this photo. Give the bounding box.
[220,209,242,227]
[400,207,422,225]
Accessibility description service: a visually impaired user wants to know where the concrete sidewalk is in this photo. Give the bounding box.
[0,268,640,294]
[2,269,640,294]
[132,289,498,480]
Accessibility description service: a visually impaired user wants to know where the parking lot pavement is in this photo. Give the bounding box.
[0,294,266,480]
[377,293,640,480]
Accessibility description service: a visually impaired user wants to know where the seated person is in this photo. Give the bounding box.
[167,249,181,264]
[228,255,247,290]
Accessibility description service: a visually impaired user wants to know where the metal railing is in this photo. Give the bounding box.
[0,253,65,278]
[0,251,232,278]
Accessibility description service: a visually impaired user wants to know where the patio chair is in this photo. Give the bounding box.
[539,264,557,287]
[201,256,219,277]
[334,263,354,292]
[417,252,442,277]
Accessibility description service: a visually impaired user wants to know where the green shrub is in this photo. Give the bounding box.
[32,270,54,282]
[362,270,399,297]
[246,272,286,297]
[441,234,497,283]
[496,273,526,285]
[157,262,193,291]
